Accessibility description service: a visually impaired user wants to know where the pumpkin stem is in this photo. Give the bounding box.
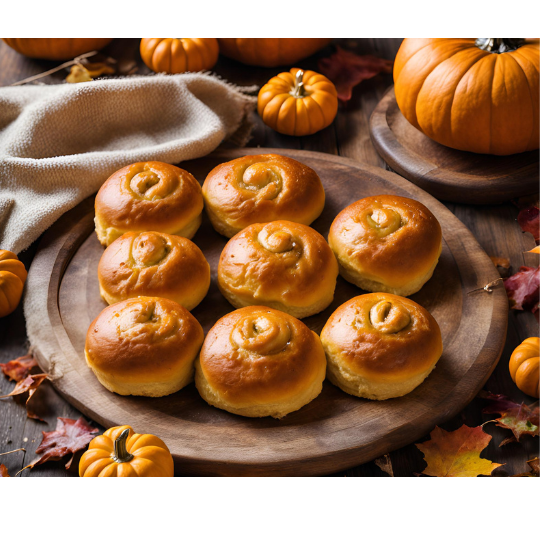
[292,69,305,98]
[475,38,524,53]
[113,428,134,463]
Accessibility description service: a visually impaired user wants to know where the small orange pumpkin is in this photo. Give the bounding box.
[2,38,112,61]
[218,38,331,67]
[79,425,174,477]
[0,250,27,318]
[258,68,338,137]
[394,38,539,155]
[509,337,539,398]
[140,38,219,74]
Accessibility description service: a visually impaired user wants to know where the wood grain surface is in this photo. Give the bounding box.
[25,148,508,476]
[370,87,539,205]
[1,38,538,477]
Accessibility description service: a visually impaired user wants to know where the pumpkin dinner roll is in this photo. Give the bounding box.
[329,195,442,296]
[85,297,204,397]
[218,221,338,319]
[195,306,327,419]
[202,154,325,238]
[321,293,443,400]
[98,231,210,310]
[95,161,203,246]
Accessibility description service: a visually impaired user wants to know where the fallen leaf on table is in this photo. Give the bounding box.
[481,391,539,445]
[517,205,540,244]
[416,425,503,477]
[66,61,115,83]
[0,373,49,422]
[318,46,393,102]
[490,257,511,277]
[0,464,10,477]
[504,266,540,319]
[19,417,98,474]
[0,354,38,382]
[526,246,540,254]
[374,454,394,476]
[513,457,539,477]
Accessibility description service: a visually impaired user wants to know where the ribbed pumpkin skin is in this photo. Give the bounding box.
[2,38,112,60]
[509,337,539,398]
[79,425,174,477]
[258,68,338,136]
[140,38,219,74]
[394,38,539,155]
[0,250,27,318]
[218,38,331,67]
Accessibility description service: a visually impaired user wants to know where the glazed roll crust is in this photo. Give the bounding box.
[196,306,327,418]
[202,154,325,238]
[95,161,204,246]
[329,195,442,296]
[85,297,204,397]
[321,293,443,400]
[98,231,210,310]
[218,220,338,319]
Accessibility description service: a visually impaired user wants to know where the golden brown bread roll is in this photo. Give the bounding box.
[218,220,338,319]
[202,154,325,238]
[328,195,442,296]
[98,231,210,310]
[321,293,443,400]
[95,161,203,246]
[85,297,204,397]
[195,306,327,418]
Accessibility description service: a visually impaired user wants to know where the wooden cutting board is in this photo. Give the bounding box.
[29,148,508,476]
[370,87,539,205]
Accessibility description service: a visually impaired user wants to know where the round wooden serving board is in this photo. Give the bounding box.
[370,87,539,205]
[29,148,508,476]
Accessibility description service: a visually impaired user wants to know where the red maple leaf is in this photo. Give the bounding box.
[318,46,393,102]
[0,464,10,477]
[481,391,539,445]
[517,205,540,243]
[504,266,540,318]
[23,417,99,472]
[0,354,38,382]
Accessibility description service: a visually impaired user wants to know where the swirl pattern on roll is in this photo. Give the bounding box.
[218,220,338,318]
[95,161,203,245]
[197,306,326,409]
[202,154,325,237]
[98,231,210,310]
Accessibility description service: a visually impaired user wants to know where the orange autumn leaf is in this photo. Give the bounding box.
[527,246,540,254]
[66,61,115,83]
[416,425,503,477]
[0,464,10,477]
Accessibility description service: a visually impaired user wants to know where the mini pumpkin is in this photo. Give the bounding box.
[0,250,27,318]
[218,38,331,67]
[140,38,219,74]
[509,337,539,398]
[394,38,539,155]
[258,68,338,137]
[79,425,174,477]
[2,38,112,61]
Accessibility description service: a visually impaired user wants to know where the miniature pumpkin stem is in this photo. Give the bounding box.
[292,69,305,98]
[113,428,134,463]
[475,38,524,53]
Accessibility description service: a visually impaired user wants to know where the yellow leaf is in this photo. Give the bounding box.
[416,425,503,477]
[66,64,93,83]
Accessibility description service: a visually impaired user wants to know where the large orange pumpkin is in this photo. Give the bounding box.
[0,250,27,318]
[509,337,539,398]
[218,38,331,67]
[258,68,338,136]
[394,38,539,155]
[2,38,113,61]
[140,38,219,74]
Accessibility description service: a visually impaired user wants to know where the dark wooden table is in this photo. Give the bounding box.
[1,38,538,477]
